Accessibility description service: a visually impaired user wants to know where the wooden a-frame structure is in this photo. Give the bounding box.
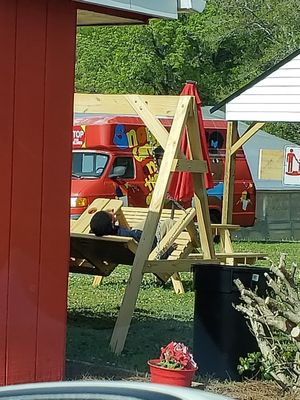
[222,121,265,234]
[221,121,265,241]
[75,93,216,353]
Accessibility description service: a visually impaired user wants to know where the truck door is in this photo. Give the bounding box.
[109,156,135,206]
[109,155,150,207]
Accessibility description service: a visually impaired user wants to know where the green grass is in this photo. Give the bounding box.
[67,241,300,373]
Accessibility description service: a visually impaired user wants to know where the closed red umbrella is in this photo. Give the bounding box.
[168,81,214,207]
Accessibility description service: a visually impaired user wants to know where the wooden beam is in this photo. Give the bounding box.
[143,259,219,273]
[125,94,169,149]
[110,96,193,354]
[186,113,215,259]
[230,122,265,155]
[71,198,111,234]
[219,229,234,264]
[74,93,180,117]
[221,121,238,225]
[126,95,194,172]
[259,149,283,180]
[148,208,196,261]
[171,159,207,173]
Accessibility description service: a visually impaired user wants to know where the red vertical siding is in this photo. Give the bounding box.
[0,0,76,385]
[0,1,17,387]
[35,0,76,382]
[6,0,48,384]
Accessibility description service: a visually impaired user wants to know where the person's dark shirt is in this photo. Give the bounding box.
[116,227,157,248]
[115,226,175,259]
[117,227,142,242]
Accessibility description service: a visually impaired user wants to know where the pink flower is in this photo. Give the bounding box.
[158,341,198,370]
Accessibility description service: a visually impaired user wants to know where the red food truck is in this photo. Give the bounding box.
[71,114,256,226]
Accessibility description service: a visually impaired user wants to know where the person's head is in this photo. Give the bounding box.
[90,210,116,236]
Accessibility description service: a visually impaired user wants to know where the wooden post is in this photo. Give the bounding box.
[220,121,238,257]
[109,96,192,354]
[230,122,265,156]
[186,114,215,259]
[221,121,265,258]
[222,121,238,226]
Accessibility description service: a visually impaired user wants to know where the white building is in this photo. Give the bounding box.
[211,49,300,241]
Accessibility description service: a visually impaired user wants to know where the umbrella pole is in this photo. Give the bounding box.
[171,201,175,219]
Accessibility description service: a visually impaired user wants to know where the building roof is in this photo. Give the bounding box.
[210,49,300,122]
[76,0,206,26]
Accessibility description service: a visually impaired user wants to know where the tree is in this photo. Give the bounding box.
[264,123,300,145]
[75,0,300,142]
[75,7,230,101]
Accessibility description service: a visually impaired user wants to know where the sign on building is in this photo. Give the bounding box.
[283,146,300,185]
[259,149,283,181]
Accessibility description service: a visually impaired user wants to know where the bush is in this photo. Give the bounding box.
[235,255,300,391]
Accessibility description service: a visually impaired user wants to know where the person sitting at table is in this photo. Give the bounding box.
[90,209,176,259]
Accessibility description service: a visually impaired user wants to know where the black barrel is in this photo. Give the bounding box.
[193,264,269,380]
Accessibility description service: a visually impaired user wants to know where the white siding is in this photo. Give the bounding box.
[226,53,300,122]
[76,0,206,18]
[76,0,178,18]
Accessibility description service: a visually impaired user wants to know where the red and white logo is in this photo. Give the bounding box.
[73,125,86,148]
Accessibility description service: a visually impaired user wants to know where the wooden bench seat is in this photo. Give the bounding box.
[71,233,138,266]
[211,223,240,234]
[70,201,198,292]
[70,200,267,294]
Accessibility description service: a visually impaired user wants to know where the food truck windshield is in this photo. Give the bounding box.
[72,150,109,178]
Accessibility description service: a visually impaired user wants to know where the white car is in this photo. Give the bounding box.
[0,380,231,400]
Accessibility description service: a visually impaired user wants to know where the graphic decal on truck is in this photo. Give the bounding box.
[207,130,224,154]
[236,182,253,211]
[73,125,86,148]
[113,124,159,205]
[113,124,150,150]
[113,124,128,148]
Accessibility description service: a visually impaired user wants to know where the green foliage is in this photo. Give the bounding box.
[238,352,265,378]
[238,342,298,381]
[75,0,300,142]
[264,123,300,145]
[158,360,181,369]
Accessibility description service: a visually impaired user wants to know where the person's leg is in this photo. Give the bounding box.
[155,219,177,259]
[133,218,176,238]
[156,218,176,240]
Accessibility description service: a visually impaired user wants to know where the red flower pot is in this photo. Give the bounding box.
[148,359,197,387]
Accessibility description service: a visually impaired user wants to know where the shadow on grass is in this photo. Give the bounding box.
[66,310,193,378]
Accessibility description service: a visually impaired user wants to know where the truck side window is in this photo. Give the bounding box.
[113,157,134,179]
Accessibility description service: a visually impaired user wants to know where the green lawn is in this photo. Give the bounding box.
[67,241,300,374]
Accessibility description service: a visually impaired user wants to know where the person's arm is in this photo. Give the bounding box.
[117,227,158,251]
[117,227,143,242]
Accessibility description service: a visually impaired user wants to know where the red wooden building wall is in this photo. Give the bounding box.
[0,0,76,385]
